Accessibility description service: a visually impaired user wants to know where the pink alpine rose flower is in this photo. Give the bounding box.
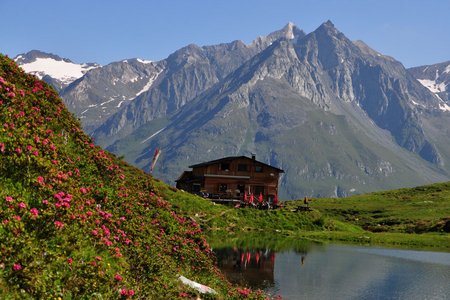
[114,274,123,281]
[54,220,64,229]
[37,176,44,184]
[30,208,39,217]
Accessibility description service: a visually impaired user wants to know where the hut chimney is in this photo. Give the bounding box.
[251,154,256,161]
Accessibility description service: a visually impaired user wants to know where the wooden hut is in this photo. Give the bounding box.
[176,155,284,203]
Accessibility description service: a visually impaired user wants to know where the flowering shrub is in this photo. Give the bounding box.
[0,54,271,299]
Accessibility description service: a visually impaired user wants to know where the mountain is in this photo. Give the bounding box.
[408,61,450,107]
[408,61,450,184]
[14,50,99,92]
[1,54,261,298]
[60,58,164,132]
[14,22,450,198]
[92,24,306,145]
[98,21,449,198]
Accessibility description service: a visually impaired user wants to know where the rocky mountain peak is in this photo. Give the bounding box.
[251,22,306,50]
[14,50,100,92]
[314,20,347,42]
[14,49,70,64]
[281,21,304,40]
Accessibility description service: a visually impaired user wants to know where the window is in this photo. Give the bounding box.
[219,184,227,193]
[192,183,201,193]
[255,165,263,172]
[254,186,264,195]
[220,162,230,171]
[237,164,248,172]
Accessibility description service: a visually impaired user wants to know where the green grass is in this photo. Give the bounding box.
[155,179,450,251]
[154,180,324,234]
[309,182,450,234]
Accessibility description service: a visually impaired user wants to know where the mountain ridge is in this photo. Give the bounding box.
[14,21,450,198]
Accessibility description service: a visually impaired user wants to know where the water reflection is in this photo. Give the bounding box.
[215,247,277,290]
[215,243,450,300]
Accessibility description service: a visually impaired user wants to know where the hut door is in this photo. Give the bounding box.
[237,184,245,196]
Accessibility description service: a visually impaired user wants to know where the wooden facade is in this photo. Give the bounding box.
[176,156,284,202]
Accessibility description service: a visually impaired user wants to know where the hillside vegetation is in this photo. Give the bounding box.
[155,180,450,251]
[1,53,449,299]
[310,182,450,234]
[0,54,269,299]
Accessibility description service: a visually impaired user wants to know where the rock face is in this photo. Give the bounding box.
[408,61,450,104]
[92,24,305,145]
[61,59,164,132]
[16,22,450,198]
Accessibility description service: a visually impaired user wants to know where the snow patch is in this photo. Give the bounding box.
[100,98,116,106]
[137,58,153,64]
[410,99,426,108]
[444,64,450,74]
[439,103,450,112]
[417,79,446,93]
[117,101,124,108]
[20,57,98,84]
[141,127,166,143]
[136,69,163,96]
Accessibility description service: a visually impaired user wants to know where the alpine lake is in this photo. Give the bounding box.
[211,236,450,300]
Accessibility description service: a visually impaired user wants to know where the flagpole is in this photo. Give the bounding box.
[150,148,161,174]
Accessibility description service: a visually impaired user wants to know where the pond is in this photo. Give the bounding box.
[214,242,450,299]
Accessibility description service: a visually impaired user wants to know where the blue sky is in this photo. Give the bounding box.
[4,0,449,67]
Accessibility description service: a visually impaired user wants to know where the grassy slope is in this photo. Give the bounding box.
[306,182,450,250]
[0,54,268,299]
[155,179,450,251]
[309,182,450,232]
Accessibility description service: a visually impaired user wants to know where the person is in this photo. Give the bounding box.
[273,195,279,207]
